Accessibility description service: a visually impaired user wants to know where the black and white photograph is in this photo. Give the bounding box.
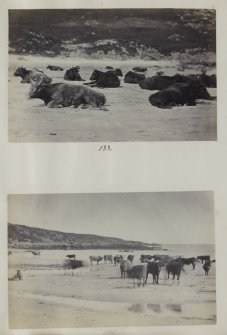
[8,192,216,328]
[8,8,216,142]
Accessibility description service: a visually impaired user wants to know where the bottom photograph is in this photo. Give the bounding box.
[8,192,216,329]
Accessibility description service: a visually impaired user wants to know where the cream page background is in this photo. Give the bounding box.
[0,0,227,334]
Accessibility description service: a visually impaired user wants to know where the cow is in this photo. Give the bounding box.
[127,264,147,287]
[47,65,64,71]
[106,66,114,70]
[66,254,76,260]
[89,256,103,265]
[114,255,123,266]
[140,254,153,263]
[203,260,211,275]
[132,67,147,73]
[139,74,187,91]
[197,255,211,264]
[31,251,40,257]
[176,257,196,270]
[124,71,146,84]
[14,66,52,85]
[120,260,132,278]
[127,255,134,263]
[29,83,106,109]
[85,70,121,88]
[8,269,23,281]
[64,67,84,81]
[145,261,161,284]
[104,255,113,263]
[166,260,182,280]
[189,73,217,88]
[63,259,87,275]
[149,81,214,109]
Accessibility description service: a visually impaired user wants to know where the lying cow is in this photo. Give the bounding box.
[149,81,214,108]
[14,66,52,85]
[85,69,121,88]
[139,74,187,91]
[47,65,64,71]
[132,67,147,73]
[64,67,84,81]
[29,82,106,109]
[124,71,146,84]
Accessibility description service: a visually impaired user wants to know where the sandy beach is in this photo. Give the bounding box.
[8,246,216,328]
[8,54,217,142]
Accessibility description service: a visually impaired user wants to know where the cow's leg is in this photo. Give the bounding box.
[167,272,170,279]
[173,274,175,280]
[47,100,64,108]
[145,272,149,284]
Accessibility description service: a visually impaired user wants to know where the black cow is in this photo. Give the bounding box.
[85,69,121,88]
[166,260,182,280]
[124,71,146,84]
[203,260,211,275]
[64,67,84,81]
[176,257,196,270]
[145,261,161,284]
[197,255,211,264]
[66,254,76,260]
[104,255,113,263]
[127,255,134,263]
[47,65,64,71]
[189,73,216,88]
[149,81,214,108]
[140,254,153,263]
[139,74,187,91]
[114,255,123,266]
[29,83,106,109]
[63,259,86,275]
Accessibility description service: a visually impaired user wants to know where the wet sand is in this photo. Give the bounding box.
[8,249,216,328]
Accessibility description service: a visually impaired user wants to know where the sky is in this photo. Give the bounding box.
[8,192,215,245]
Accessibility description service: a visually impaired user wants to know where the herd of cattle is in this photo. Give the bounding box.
[13,64,216,109]
[8,250,215,286]
[62,253,215,287]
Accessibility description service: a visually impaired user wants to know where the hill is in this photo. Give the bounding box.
[8,223,163,250]
[8,9,215,61]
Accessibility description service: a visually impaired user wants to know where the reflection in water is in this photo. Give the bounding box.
[129,303,182,314]
[147,304,161,313]
[166,304,182,313]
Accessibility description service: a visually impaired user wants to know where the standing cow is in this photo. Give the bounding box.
[145,261,161,284]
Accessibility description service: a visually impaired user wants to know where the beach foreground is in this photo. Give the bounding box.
[8,55,217,142]
[8,247,216,328]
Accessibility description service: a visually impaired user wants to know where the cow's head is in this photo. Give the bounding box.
[14,66,27,77]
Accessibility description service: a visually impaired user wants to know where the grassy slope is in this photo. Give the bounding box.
[8,223,161,250]
[8,9,216,57]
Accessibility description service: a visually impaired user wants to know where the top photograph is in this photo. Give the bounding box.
[8,8,216,142]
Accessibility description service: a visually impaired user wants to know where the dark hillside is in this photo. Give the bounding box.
[8,223,163,250]
[8,9,216,58]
